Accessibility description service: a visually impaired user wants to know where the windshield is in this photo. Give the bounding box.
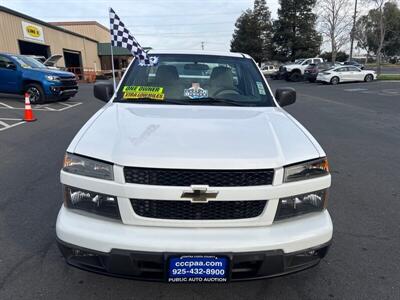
[116,54,275,107]
[11,55,47,69]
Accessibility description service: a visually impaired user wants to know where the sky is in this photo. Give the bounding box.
[0,0,280,51]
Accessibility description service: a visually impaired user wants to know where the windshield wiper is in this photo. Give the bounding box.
[189,97,246,107]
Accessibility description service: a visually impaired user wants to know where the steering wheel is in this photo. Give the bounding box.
[212,87,240,97]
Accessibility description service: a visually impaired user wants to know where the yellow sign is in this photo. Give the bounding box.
[22,21,45,43]
[26,25,41,38]
[123,86,165,100]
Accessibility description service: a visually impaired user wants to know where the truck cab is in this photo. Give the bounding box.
[0,53,78,104]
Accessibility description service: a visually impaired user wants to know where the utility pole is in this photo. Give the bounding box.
[349,0,358,61]
[201,41,205,50]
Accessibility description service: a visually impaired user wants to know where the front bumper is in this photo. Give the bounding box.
[44,82,78,100]
[57,238,330,281]
[56,206,333,280]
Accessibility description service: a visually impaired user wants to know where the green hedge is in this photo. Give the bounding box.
[377,74,400,80]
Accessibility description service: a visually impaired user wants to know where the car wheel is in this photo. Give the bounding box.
[25,84,45,104]
[364,74,374,82]
[330,77,340,85]
[290,72,302,82]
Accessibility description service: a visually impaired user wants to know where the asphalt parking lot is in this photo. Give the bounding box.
[0,80,399,299]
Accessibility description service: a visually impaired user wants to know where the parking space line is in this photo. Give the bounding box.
[0,102,14,108]
[0,102,82,111]
[56,102,82,111]
[0,120,25,132]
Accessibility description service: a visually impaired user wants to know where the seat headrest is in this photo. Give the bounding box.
[154,65,179,85]
[209,66,234,87]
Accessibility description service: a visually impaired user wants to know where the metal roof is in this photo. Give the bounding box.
[97,43,131,56]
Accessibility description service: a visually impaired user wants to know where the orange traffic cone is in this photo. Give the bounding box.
[23,92,37,122]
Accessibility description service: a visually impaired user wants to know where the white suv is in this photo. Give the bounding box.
[57,50,332,282]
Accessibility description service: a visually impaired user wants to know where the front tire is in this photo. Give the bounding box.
[330,76,340,85]
[364,74,374,82]
[289,72,302,82]
[25,83,45,104]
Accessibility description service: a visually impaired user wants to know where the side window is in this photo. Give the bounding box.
[303,59,312,65]
[348,67,360,72]
[337,67,348,72]
[0,55,13,69]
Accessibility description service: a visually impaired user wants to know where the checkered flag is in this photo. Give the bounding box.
[109,8,157,66]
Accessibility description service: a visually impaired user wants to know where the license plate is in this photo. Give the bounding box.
[167,255,229,283]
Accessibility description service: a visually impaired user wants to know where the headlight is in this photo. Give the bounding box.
[63,153,114,180]
[46,75,61,81]
[275,189,328,221]
[284,158,329,183]
[63,186,120,219]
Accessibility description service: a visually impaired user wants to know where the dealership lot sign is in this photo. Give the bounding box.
[21,21,45,43]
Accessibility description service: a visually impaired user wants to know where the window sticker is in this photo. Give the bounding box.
[184,83,208,99]
[123,86,165,100]
[256,81,266,95]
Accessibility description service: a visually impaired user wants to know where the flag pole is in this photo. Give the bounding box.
[109,7,117,91]
[110,43,116,91]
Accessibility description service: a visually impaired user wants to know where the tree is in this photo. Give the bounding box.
[231,1,274,64]
[356,1,400,71]
[354,15,375,63]
[382,1,400,56]
[371,0,387,75]
[317,0,352,63]
[231,9,263,63]
[320,51,349,62]
[253,0,274,62]
[272,0,322,61]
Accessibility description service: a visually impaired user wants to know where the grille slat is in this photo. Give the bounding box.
[124,168,274,187]
[131,199,267,220]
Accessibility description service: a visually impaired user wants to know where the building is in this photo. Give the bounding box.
[50,21,132,71]
[0,5,134,75]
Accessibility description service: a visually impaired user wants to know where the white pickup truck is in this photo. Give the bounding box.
[57,50,332,282]
[284,58,324,81]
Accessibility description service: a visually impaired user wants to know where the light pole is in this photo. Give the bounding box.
[349,0,358,61]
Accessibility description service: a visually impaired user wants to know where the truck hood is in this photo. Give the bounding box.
[24,67,75,77]
[284,64,301,69]
[72,104,322,169]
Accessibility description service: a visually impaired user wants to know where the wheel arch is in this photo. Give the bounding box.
[22,79,43,92]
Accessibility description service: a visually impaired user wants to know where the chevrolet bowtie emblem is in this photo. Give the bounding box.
[181,185,219,203]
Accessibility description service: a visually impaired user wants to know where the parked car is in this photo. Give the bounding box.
[284,58,324,81]
[342,61,365,70]
[57,50,332,282]
[261,65,278,76]
[30,54,63,70]
[304,62,337,83]
[0,53,78,103]
[317,66,376,85]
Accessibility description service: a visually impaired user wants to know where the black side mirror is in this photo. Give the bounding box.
[94,81,114,102]
[6,63,16,70]
[275,88,296,107]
